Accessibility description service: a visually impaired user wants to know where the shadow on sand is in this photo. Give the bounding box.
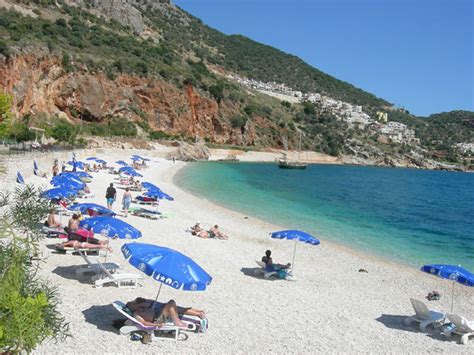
[240,267,280,281]
[52,265,95,284]
[375,314,453,342]
[82,304,120,334]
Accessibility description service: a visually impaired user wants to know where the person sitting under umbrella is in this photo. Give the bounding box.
[262,250,291,278]
[65,214,110,249]
[45,208,62,228]
[126,297,205,328]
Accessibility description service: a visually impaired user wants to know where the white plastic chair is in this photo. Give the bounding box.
[404,298,445,331]
[444,313,474,345]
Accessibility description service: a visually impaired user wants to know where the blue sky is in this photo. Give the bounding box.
[174,0,473,116]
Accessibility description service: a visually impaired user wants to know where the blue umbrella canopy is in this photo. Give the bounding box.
[270,230,320,245]
[115,160,129,166]
[95,159,107,164]
[421,264,474,287]
[270,230,320,270]
[421,264,474,312]
[67,161,85,170]
[145,189,173,201]
[51,177,85,190]
[118,166,135,173]
[16,172,25,184]
[42,187,77,199]
[121,243,212,291]
[124,170,143,177]
[86,157,98,161]
[68,171,92,179]
[79,217,141,239]
[69,203,116,216]
[142,182,160,191]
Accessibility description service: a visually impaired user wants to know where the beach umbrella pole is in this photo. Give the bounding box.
[154,283,163,302]
[451,281,455,313]
[292,239,298,272]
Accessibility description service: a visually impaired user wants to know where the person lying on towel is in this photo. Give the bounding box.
[126,297,205,328]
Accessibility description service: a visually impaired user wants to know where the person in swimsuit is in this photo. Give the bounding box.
[66,214,109,247]
[46,208,62,228]
[126,298,205,328]
[122,187,132,217]
[262,250,291,274]
[208,225,229,240]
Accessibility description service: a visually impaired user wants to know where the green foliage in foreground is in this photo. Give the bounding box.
[0,186,69,353]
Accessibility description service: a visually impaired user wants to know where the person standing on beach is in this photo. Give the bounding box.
[122,187,132,217]
[52,161,59,176]
[106,183,117,210]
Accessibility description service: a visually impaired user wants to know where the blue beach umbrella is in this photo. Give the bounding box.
[115,160,129,166]
[124,170,143,177]
[121,242,212,299]
[16,172,25,184]
[95,159,107,164]
[145,189,174,201]
[270,230,320,269]
[67,161,85,170]
[42,187,77,200]
[69,203,116,216]
[421,264,474,312]
[51,178,85,190]
[141,182,160,191]
[118,166,135,173]
[80,216,142,239]
[68,171,93,179]
[86,157,98,161]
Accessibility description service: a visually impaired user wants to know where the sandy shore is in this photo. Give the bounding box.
[1,149,472,354]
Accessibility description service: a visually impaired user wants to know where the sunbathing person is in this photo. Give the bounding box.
[126,297,205,328]
[66,214,109,247]
[191,222,210,238]
[262,250,291,273]
[46,208,62,228]
[208,225,229,240]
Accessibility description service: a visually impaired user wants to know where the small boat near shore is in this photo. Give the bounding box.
[278,131,307,169]
[278,160,308,169]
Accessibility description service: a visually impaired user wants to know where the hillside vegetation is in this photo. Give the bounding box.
[0,0,472,167]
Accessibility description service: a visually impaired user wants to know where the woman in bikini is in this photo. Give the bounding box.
[126,297,205,328]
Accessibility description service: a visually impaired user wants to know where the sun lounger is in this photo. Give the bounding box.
[92,260,142,288]
[132,199,158,206]
[112,301,202,341]
[131,207,162,220]
[41,226,68,239]
[75,250,122,278]
[404,298,445,331]
[444,313,474,344]
[54,245,104,256]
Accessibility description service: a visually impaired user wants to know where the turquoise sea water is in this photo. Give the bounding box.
[175,163,474,269]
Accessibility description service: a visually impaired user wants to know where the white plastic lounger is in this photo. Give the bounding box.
[112,301,201,341]
[55,245,103,256]
[132,199,158,206]
[92,261,142,288]
[41,226,68,238]
[75,250,122,277]
[444,313,474,345]
[404,298,445,331]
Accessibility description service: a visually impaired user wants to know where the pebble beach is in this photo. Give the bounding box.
[1,149,472,354]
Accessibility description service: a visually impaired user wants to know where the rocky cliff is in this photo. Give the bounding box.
[0,53,259,145]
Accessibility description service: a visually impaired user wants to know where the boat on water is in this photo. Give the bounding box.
[278,160,308,169]
[278,131,308,169]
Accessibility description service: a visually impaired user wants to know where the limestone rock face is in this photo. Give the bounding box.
[64,0,172,34]
[168,141,210,161]
[0,54,257,146]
